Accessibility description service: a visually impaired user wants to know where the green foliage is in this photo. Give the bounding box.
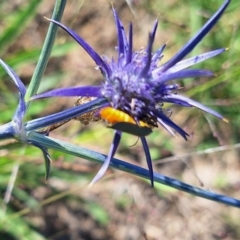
[0,0,41,56]
[1,0,240,239]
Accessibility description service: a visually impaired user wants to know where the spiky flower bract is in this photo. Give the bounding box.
[33,0,230,186]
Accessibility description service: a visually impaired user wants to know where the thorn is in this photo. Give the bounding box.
[44,16,51,21]
[223,117,229,123]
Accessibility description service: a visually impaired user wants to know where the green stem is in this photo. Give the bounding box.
[25,0,66,105]
[27,131,240,208]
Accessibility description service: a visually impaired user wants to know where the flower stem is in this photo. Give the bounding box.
[28,131,240,208]
[25,0,67,105]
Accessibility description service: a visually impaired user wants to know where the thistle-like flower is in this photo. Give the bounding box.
[33,0,230,186]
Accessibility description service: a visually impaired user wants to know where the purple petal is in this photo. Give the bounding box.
[152,44,166,63]
[146,20,158,53]
[89,130,122,186]
[140,34,155,77]
[46,18,111,77]
[157,118,176,137]
[158,69,213,84]
[162,95,192,107]
[32,86,101,100]
[158,48,226,74]
[161,0,230,72]
[112,8,128,61]
[141,137,154,187]
[140,21,158,77]
[164,94,227,120]
[157,111,189,140]
[127,23,133,64]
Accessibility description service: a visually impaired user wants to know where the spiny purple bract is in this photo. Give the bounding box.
[98,5,228,140]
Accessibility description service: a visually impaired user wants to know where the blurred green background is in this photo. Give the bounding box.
[0,0,240,239]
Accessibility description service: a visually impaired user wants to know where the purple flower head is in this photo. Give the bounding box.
[33,0,230,186]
